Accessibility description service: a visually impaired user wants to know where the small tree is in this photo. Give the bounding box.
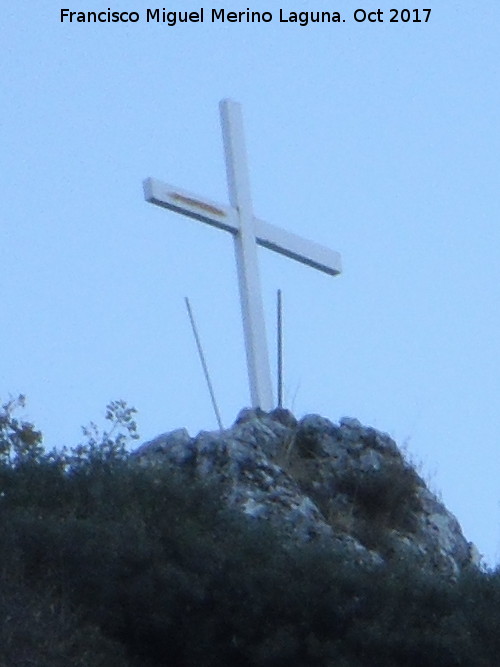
[59,399,140,472]
[0,395,43,466]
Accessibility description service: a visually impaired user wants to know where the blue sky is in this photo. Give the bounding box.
[3,2,500,565]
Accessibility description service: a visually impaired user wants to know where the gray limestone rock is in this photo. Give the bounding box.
[132,409,477,577]
[133,428,194,465]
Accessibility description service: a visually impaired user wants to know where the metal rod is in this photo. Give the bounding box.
[277,289,283,408]
[185,297,223,431]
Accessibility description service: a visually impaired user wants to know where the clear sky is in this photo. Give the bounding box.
[3,2,500,565]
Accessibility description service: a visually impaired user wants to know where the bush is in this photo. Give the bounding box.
[1,397,500,666]
[0,395,43,466]
[336,461,422,527]
[0,571,132,667]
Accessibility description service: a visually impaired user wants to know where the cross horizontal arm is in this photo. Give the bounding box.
[143,177,342,277]
[255,219,341,277]
[143,177,237,234]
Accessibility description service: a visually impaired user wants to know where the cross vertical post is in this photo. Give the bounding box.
[220,99,274,410]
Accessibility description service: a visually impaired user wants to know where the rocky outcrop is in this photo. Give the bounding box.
[132,408,478,577]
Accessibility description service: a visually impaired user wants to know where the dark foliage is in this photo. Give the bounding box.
[1,397,500,666]
[333,461,423,550]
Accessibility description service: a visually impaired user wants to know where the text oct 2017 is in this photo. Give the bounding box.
[59,7,432,25]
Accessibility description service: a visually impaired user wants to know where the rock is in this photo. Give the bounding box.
[131,409,476,577]
[133,428,194,465]
[339,416,363,430]
[358,449,383,472]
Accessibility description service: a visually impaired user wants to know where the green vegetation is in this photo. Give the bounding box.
[1,396,500,666]
[278,427,424,555]
[331,461,423,552]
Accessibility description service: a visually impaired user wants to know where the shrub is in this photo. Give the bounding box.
[0,395,43,466]
[1,397,500,666]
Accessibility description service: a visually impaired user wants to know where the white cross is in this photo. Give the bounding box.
[143,99,341,411]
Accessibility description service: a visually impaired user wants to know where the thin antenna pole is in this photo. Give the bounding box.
[277,289,283,408]
[185,297,223,431]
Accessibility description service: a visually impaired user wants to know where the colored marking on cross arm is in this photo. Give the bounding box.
[170,192,226,217]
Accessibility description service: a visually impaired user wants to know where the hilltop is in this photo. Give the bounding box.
[0,399,499,666]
